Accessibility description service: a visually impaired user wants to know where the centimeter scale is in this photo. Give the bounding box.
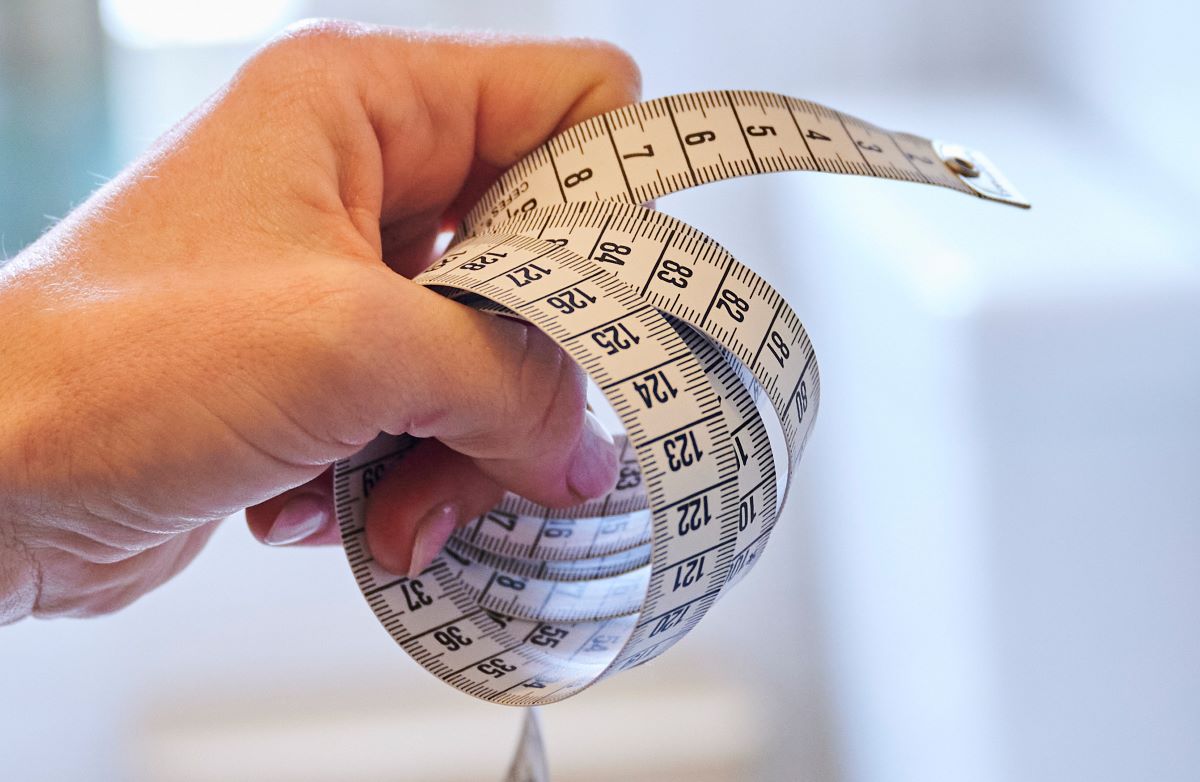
[331,90,1027,779]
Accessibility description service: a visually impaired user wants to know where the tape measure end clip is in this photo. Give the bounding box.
[933,140,1031,210]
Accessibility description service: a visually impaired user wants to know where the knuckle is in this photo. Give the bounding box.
[575,38,642,97]
[268,18,367,54]
[242,18,369,87]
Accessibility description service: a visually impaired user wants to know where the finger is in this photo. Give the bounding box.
[364,438,506,575]
[324,271,619,510]
[245,468,340,546]
[363,28,643,226]
[242,23,641,275]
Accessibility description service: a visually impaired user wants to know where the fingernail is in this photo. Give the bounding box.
[566,410,619,500]
[408,503,459,577]
[265,493,330,546]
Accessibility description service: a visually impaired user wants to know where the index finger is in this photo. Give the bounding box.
[245,22,642,270]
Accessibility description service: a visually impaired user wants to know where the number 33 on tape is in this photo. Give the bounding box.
[332,90,1027,775]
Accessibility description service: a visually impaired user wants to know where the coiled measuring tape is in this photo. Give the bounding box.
[333,90,1026,773]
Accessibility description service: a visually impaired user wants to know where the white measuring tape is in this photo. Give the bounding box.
[332,90,1026,776]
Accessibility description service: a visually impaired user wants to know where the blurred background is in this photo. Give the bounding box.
[2,1,1198,780]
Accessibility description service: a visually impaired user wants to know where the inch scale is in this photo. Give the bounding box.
[332,90,1027,777]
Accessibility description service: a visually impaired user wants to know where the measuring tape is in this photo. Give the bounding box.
[332,90,1025,770]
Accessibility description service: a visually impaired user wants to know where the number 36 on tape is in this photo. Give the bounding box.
[333,90,1028,709]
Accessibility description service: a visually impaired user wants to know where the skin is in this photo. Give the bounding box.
[0,21,639,621]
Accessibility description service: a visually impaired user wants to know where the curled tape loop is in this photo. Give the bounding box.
[334,91,1025,708]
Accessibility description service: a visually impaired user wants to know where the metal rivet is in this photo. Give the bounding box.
[945,155,980,178]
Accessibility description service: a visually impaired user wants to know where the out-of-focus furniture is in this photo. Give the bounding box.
[771,92,1200,782]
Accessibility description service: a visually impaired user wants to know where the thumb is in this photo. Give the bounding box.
[335,268,619,510]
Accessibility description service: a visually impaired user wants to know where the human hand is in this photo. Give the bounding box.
[0,21,639,621]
